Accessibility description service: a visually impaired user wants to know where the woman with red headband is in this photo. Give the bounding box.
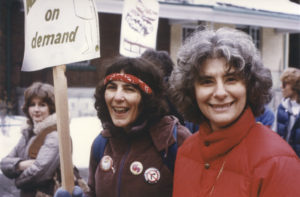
[55,57,191,197]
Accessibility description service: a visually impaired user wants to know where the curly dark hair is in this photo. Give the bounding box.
[94,56,169,127]
[22,82,55,125]
[169,27,273,124]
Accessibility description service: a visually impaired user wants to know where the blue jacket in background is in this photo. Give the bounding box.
[186,106,275,134]
[255,106,275,127]
[275,99,300,157]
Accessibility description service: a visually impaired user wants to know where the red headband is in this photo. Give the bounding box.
[104,73,153,94]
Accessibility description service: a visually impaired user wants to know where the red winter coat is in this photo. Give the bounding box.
[173,108,300,197]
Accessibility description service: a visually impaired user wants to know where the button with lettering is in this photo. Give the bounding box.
[130,161,143,175]
[144,167,160,184]
[100,155,113,172]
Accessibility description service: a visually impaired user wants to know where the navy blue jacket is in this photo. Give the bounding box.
[276,101,300,157]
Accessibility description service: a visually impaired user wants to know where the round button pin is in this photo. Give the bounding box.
[144,167,160,184]
[100,155,113,172]
[130,161,143,175]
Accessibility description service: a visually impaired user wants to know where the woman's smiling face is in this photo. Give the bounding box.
[194,58,247,131]
[28,96,50,124]
[105,80,142,130]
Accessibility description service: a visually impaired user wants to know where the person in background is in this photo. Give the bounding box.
[273,67,300,157]
[141,49,174,82]
[142,49,202,133]
[0,82,59,197]
[55,57,191,197]
[141,49,185,125]
[169,27,300,197]
[255,105,275,128]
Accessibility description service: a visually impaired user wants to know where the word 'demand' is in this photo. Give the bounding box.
[31,8,79,49]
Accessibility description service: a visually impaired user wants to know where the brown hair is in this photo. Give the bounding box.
[94,56,168,127]
[280,67,300,102]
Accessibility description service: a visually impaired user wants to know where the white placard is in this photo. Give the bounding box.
[119,0,159,57]
[22,0,100,71]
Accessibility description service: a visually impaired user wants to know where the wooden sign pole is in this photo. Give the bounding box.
[53,65,74,193]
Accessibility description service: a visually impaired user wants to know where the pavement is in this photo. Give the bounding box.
[0,168,89,197]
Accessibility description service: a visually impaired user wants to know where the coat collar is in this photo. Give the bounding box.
[32,113,57,135]
[281,98,300,116]
[149,116,178,152]
[198,107,255,162]
[101,115,178,152]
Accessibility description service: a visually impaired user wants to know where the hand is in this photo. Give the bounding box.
[54,186,83,197]
[18,159,35,171]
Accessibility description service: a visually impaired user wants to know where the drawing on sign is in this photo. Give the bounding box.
[125,1,156,36]
[26,0,37,14]
[73,0,99,54]
[120,0,159,57]
[124,0,158,53]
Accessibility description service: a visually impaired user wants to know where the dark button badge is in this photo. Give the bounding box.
[204,163,210,169]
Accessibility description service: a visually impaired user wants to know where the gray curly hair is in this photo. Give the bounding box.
[169,27,272,124]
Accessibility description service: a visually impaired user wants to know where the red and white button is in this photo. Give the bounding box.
[130,161,143,175]
[144,167,160,184]
[100,155,113,172]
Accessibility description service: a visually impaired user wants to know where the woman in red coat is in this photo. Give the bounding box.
[169,27,300,197]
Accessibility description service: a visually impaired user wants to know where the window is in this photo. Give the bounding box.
[182,22,205,42]
[236,25,261,49]
[68,60,91,67]
[67,60,96,71]
[183,27,196,42]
